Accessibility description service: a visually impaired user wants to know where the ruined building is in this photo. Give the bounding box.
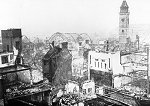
[42,42,72,86]
[1,29,22,64]
[1,29,22,53]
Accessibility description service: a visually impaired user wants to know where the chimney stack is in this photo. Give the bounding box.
[85,40,89,44]
[61,42,68,49]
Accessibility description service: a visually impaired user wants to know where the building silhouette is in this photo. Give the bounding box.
[1,29,22,53]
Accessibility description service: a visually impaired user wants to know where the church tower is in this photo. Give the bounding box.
[119,0,129,43]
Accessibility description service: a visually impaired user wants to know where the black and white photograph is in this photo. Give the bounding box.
[0,0,150,106]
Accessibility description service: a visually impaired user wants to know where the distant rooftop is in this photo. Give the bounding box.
[49,32,92,45]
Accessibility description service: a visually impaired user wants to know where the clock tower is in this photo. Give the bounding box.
[119,0,129,43]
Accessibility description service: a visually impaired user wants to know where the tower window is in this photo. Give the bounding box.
[121,18,125,22]
[79,42,82,46]
[122,30,124,33]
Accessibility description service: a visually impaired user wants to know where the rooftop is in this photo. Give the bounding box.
[0,64,30,75]
[120,0,129,8]
[120,0,129,13]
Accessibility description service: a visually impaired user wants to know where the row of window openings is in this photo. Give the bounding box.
[90,56,107,63]
[90,56,110,69]
[82,88,92,95]
[95,62,107,69]
[1,55,21,64]
[1,55,13,64]
[6,41,20,52]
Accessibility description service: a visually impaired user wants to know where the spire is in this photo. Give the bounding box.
[120,0,129,13]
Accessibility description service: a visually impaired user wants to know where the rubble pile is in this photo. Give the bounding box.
[59,94,81,105]
[5,81,51,100]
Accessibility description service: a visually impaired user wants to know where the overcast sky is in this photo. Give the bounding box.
[0,0,150,39]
